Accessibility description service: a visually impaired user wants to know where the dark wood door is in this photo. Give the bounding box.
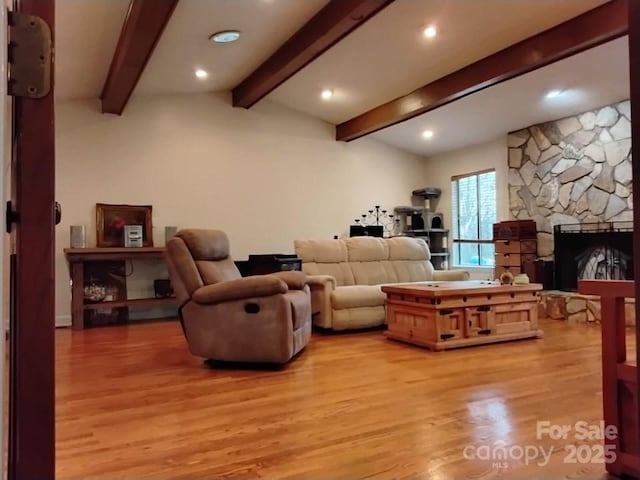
[7,0,56,478]
[630,0,640,455]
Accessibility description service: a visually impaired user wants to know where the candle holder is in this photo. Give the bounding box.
[351,205,401,237]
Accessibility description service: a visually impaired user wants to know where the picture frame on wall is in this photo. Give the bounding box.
[96,203,153,247]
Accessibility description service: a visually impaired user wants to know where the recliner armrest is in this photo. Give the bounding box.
[433,269,470,281]
[268,271,307,290]
[192,276,287,305]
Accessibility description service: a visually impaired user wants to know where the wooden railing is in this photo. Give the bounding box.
[578,280,639,478]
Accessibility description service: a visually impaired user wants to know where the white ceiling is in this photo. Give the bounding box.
[55,0,129,99]
[136,0,327,96]
[55,0,327,100]
[54,0,624,157]
[369,36,630,157]
[267,0,607,124]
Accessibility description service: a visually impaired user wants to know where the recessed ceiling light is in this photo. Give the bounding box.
[194,69,208,79]
[210,30,241,43]
[545,89,563,99]
[321,89,333,100]
[422,130,434,139]
[423,25,437,38]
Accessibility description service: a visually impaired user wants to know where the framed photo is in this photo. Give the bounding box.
[96,203,153,247]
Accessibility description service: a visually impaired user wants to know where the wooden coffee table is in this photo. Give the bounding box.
[382,281,543,351]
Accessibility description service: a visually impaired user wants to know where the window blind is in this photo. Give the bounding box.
[451,170,497,266]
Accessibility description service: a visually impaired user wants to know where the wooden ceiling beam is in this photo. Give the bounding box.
[336,0,629,142]
[232,0,395,109]
[101,0,179,115]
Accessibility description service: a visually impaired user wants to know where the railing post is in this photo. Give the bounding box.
[599,296,626,476]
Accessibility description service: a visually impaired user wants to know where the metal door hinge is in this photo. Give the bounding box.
[8,11,51,98]
[6,201,18,233]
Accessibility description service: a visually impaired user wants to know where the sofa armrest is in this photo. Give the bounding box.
[268,271,307,290]
[305,275,336,329]
[433,269,470,281]
[192,276,287,305]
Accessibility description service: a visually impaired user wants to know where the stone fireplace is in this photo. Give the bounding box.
[508,100,632,258]
[508,101,634,325]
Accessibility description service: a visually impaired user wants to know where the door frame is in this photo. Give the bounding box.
[630,0,640,453]
[7,0,55,478]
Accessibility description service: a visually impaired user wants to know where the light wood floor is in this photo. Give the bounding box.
[56,318,634,479]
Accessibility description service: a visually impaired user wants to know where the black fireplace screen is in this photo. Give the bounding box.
[553,222,633,291]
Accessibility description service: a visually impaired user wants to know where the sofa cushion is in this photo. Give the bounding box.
[294,239,347,263]
[332,306,386,331]
[295,239,355,286]
[349,260,398,285]
[391,259,435,282]
[344,237,389,262]
[388,237,430,261]
[331,285,386,309]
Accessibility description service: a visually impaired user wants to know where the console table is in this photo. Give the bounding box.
[64,247,177,329]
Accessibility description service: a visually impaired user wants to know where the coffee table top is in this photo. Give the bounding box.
[381,280,542,297]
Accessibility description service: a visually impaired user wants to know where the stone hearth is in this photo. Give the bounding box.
[540,290,636,326]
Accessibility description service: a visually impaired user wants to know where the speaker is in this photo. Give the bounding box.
[349,225,366,237]
[70,225,86,248]
[364,225,384,238]
[165,226,178,244]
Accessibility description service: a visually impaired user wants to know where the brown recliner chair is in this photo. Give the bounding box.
[165,229,312,364]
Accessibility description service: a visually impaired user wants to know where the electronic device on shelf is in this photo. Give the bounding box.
[124,225,143,247]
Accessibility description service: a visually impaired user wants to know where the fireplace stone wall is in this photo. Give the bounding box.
[508,100,632,258]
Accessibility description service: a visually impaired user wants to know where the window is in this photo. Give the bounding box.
[451,170,497,267]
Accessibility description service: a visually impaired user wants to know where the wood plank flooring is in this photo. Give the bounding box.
[56,318,635,479]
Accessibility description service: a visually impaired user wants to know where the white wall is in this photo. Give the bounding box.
[55,93,427,324]
[423,136,508,279]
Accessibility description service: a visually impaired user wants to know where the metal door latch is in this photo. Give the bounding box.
[55,201,62,225]
[8,11,51,98]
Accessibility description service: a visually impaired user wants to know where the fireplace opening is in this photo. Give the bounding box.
[553,222,633,291]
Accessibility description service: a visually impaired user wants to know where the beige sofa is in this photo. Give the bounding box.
[294,236,470,330]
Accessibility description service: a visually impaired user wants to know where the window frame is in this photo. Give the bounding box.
[451,168,497,268]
